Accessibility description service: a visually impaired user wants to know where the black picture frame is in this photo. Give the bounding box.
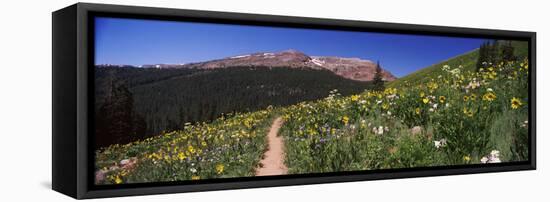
[52,2,536,199]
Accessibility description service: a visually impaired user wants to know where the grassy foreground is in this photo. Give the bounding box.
[280,59,529,174]
[95,109,276,184]
[95,58,529,184]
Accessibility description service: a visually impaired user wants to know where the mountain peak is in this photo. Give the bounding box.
[183,50,396,81]
[280,49,303,54]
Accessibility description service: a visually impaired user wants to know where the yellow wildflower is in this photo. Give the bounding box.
[422,98,429,104]
[216,164,225,174]
[511,97,523,109]
[342,116,350,125]
[114,175,123,184]
[439,96,446,103]
[351,95,359,101]
[191,176,200,180]
[463,155,471,162]
[482,92,497,102]
[177,152,186,161]
[188,145,196,154]
[463,108,474,117]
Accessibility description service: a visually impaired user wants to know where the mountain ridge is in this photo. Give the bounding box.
[101,49,397,82]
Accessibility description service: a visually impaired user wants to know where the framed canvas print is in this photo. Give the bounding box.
[52,3,536,199]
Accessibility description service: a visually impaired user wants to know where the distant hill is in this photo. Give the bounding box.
[141,49,397,82]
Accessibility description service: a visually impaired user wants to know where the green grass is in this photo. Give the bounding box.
[95,109,277,184]
[387,41,528,89]
[280,58,529,174]
[94,41,529,183]
[387,49,480,89]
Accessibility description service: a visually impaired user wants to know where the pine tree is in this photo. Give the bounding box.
[476,42,488,71]
[372,61,385,91]
[95,76,147,148]
[487,40,500,66]
[501,41,516,62]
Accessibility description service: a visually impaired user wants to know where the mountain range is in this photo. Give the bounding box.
[136,49,397,82]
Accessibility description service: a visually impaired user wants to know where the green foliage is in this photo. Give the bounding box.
[477,40,518,71]
[280,59,529,174]
[95,66,373,142]
[372,61,385,91]
[387,50,479,89]
[476,42,489,71]
[95,109,276,184]
[95,75,147,148]
[387,40,528,89]
[94,42,529,184]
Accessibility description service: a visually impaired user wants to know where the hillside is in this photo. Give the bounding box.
[95,66,373,146]
[387,41,528,88]
[95,55,530,184]
[94,39,530,184]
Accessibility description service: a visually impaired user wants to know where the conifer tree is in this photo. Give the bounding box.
[476,42,488,70]
[372,61,385,91]
[95,75,147,148]
[487,40,500,66]
[501,40,516,62]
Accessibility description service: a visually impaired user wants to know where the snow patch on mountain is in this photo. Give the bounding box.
[230,54,250,59]
[310,58,325,67]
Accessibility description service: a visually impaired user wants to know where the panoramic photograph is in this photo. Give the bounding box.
[93,17,530,185]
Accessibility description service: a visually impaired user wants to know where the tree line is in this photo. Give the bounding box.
[476,40,517,71]
[94,66,374,148]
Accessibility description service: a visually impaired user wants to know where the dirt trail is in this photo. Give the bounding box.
[256,117,288,176]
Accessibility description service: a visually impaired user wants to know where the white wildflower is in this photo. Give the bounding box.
[521,120,528,128]
[442,65,450,71]
[373,126,384,135]
[480,150,501,163]
[434,138,447,149]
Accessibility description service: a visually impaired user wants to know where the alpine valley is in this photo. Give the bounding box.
[95,49,395,146]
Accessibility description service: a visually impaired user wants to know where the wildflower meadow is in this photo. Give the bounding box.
[95,57,529,184]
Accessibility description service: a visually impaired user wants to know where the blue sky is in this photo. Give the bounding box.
[95,17,486,77]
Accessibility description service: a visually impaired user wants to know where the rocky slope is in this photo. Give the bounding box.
[143,49,397,82]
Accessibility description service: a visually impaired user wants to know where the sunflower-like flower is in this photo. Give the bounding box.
[342,116,350,125]
[463,108,474,117]
[483,92,497,102]
[216,164,225,174]
[511,97,523,109]
[114,175,123,184]
[439,96,446,103]
[422,97,429,104]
